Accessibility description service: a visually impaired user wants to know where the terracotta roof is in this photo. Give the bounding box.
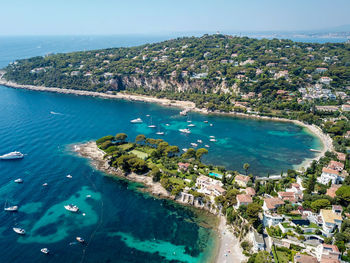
[212,185,226,194]
[294,253,318,263]
[332,205,342,211]
[322,167,339,175]
[237,194,253,204]
[320,259,340,263]
[322,244,340,253]
[291,183,300,189]
[235,175,250,182]
[328,160,344,170]
[336,152,346,161]
[245,187,256,196]
[264,198,284,210]
[178,162,190,168]
[278,191,295,198]
[326,185,341,198]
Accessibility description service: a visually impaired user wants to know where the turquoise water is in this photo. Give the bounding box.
[209,173,223,179]
[0,36,322,263]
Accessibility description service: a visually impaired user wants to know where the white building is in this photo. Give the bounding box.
[263,212,284,227]
[315,244,340,262]
[317,167,342,185]
[252,231,265,252]
[320,209,343,237]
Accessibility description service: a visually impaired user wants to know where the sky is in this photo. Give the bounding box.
[1,0,350,35]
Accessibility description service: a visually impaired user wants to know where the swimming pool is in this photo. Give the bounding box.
[209,172,223,179]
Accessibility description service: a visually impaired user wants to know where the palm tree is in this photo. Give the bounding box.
[243,163,250,175]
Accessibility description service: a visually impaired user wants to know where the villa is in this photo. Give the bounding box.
[317,168,341,185]
[277,191,298,203]
[319,76,332,85]
[335,152,346,162]
[263,211,284,227]
[319,208,343,237]
[244,187,256,196]
[263,197,284,212]
[196,175,226,197]
[294,253,318,263]
[252,231,265,252]
[234,175,250,187]
[236,194,253,207]
[316,244,340,262]
[342,104,350,111]
[177,162,190,172]
[327,160,344,171]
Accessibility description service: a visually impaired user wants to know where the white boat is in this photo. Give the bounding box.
[204,121,208,123]
[130,118,143,124]
[187,124,195,127]
[179,128,191,134]
[210,139,217,142]
[13,227,25,235]
[182,148,188,152]
[41,248,49,254]
[205,145,210,148]
[14,178,23,183]
[4,206,18,212]
[42,183,48,186]
[210,124,213,126]
[197,140,203,143]
[66,174,72,179]
[146,114,150,117]
[148,117,156,128]
[0,151,24,160]
[156,131,165,135]
[180,110,188,116]
[64,204,79,212]
[76,237,85,243]
[190,143,198,147]
[209,136,215,138]
[165,124,170,126]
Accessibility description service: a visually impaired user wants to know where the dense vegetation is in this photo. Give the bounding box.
[4,34,350,113]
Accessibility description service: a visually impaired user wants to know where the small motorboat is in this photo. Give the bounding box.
[179,128,191,134]
[86,195,91,198]
[64,204,79,212]
[209,136,215,138]
[66,174,72,179]
[14,178,23,183]
[197,140,203,143]
[4,206,18,212]
[76,237,85,243]
[210,124,213,126]
[156,131,165,135]
[13,227,25,235]
[41,248,49,254]
[0,151,24,160]
[205,145,210,148]
[210,139,217,142]
[42,183,48,186]
[148,125,156,128]
[146,114,150,117]
[165,124,170,126]
[130,118,143,124]
[187,123,195,127]
[191,143,198,147]
[182,148,188,152]
[204,120,208,123]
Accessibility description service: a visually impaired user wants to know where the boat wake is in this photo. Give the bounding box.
[50,111,63,115]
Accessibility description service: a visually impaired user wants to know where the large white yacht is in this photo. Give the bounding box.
[130,118,143,124]
[0,151,24,160]
[13,227,25,235]
[179,128,191,134]
[64,204,79,212]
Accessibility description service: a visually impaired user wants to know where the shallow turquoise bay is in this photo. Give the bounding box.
[0,85,321,262]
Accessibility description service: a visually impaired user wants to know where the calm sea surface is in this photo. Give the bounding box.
[0,36,323,263]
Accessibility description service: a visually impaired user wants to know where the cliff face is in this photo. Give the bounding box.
[112,75,237,94]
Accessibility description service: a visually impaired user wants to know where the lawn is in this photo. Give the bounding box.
[130,149,149,160]
[276,250,290,263]
[118,143,134,151]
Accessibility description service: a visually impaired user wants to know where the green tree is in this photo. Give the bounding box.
[196,148,208,161]
[135,134,146,144]
[115,133,127,143]
[151,166,162,182]
[310,199,331,212]
[243,163,250,175]
[336,185,350,206]
[254,251,272,263]
[183,148,196,159]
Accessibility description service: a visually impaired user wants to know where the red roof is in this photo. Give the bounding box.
[322,167,339,175]
[323,244,339,253]
[264,198,284,209]
[235,175,250,182]
[245,187,256,196]
[237,194,253,204]
[328,160,344,170]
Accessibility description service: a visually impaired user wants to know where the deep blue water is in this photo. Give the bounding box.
[0,36,323,263]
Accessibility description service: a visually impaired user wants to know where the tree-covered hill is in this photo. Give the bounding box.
[3,34,350,112]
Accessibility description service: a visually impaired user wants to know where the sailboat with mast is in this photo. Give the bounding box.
[148,117,156,128]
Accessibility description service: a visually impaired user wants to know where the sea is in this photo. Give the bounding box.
[0,35,325,263]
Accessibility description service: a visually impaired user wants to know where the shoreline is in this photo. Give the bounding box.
[0,79,333,169]
[74,141,244,263]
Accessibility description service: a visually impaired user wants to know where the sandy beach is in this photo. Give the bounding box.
[215,216,247,263]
